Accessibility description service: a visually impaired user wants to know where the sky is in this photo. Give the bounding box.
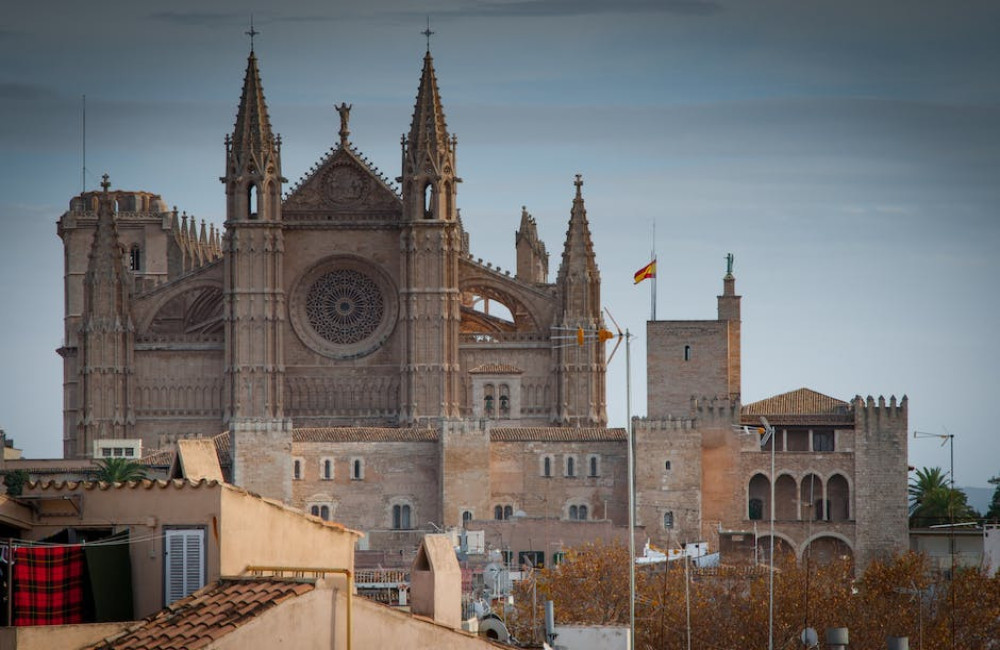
[1,1,998,488]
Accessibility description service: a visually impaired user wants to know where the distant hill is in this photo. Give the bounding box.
[960,486,993,515]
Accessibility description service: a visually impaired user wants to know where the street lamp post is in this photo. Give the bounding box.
[760,416,776,650]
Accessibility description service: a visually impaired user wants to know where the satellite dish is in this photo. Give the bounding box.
[801,627,819,648]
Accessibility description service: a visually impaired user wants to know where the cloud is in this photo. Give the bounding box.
[405,0,723,19]
[148,11,248,29]
[0,82,59,101]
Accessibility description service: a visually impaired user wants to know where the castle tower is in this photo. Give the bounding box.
[647,260,741,419]
[515,206,548,284]
[74,175,136,457]
[222,47,292,500]
[398,47,462,422]
[553,175,606,426]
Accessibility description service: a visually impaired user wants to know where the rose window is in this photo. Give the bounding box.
[305,270,385,345]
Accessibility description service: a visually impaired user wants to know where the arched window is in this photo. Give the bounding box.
[352,458,364,480]
[588,455,600,477]
[665,460,672,471]
[129,246,141,272]
[749,498,764,521]
[569,505,578,520]
[293,459,302,480]
[423,182,433,219]
[543,456,552,477]
[568,504,588,521]
[566,456,576,478]
[503,505,513,520]
[664,511,674,528]
[494,505,503,520]
[683,345,692,361]
[462,510,473,525]
[392,504,412,530]
[310,505,319,516]
[320,505,330,521]
[578,505,587,520]
[499,394,510,418]
[248,183,258,219]
[322,459,333,480]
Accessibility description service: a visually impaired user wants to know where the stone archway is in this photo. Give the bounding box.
[801,534,853,565]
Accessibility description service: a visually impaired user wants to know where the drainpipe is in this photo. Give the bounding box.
[247,566,353,650]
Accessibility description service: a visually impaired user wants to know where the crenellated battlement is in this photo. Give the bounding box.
[690,395,741,425]
[853,394,908,430]
[633,416,696,431]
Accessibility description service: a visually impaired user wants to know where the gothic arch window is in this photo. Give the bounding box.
[129,245,141,272]
[392,503,412,530]
[422,182,433,219]
[320,505,330,521]
[588,455,600,477]
[568,503,588,521]
[321,458,333,480]
[247,183,258,219]
[565,456,576,478]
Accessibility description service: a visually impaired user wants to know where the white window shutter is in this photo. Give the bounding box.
[165,529,205,605]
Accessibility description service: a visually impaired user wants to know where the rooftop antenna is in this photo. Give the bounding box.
[421,16,434,52]
[245,14,259,53]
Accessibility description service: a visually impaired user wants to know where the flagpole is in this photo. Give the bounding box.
[651,223,656,321]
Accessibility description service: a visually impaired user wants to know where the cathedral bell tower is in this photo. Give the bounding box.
[222,45,292,501]
[553,175,606,426]
[397,47,462,422]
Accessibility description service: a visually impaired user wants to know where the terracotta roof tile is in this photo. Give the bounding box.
[742,388,849,416]
[293,427,439,443]
[84,578,315,650]
[490,427,626,442]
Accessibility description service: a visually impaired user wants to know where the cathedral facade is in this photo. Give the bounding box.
[55,45,907,566]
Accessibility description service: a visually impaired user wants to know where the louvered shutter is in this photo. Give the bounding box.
[164,528,205,605]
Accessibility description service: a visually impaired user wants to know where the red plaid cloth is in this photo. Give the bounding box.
[12,546,85,626]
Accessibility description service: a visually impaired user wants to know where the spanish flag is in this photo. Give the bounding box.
[634,259,656,284]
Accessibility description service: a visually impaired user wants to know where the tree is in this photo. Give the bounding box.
[2,469,29,496]
[908,466,978,527]
[986,474,1000,521]
[93,457,147,483]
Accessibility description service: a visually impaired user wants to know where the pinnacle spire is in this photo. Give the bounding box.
[406,50,450,164]
[557,174,601,320]
[231,50,275,163]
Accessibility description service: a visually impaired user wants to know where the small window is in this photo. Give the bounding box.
[499,394,510,418]
[518,551,544,570]
[392,504,412,530]
[553,552,566,566]
[293,459,302,480]
[588,455,600,477]
[484,394,494,417]
[322,459,333,480]
[494,505,503,520]
[351,458,364,480]
[462,510,473,525]
[102,448,112,458]
[566,456,576,478]
[310,505,320,516]
[320,505,330,521]
[543,456,552,478]
[664,511,674,529]
[683,345,692,361]
[113,447,124,457]
[501,550,513,567]
[665,460,672,471]
[124,448,134,457]
[504,505,513,520]
[568,504,587,521]
[813,430,834,452]
[129,246,141,272]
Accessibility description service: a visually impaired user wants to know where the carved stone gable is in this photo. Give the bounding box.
[283,149,401,219]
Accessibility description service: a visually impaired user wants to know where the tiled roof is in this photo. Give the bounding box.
[742,388,849,416]
[140,449,175,466]
[83,578,315,650]
[293,428,439,443]
[490,427,627,442]
[468,363,524,375]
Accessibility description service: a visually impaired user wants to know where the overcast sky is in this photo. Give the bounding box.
[1,1,998,487]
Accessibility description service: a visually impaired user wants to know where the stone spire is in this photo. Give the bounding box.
[231,51,276,166]
[77,174,135,455]
[556,174,600,320]
[406,51,451,173]
[516,206,549,284]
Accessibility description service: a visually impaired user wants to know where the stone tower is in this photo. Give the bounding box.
[515,206,548,284]
[647,265,741,419]
[553,175,606,425]
[74,175,136,457]
[222,48,293,501]
[398,48,462,422]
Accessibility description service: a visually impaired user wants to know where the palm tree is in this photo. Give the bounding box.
[93,457,147,483]
[909,466,978,527]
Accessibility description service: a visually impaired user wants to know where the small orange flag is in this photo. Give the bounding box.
[634,260,656,284]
